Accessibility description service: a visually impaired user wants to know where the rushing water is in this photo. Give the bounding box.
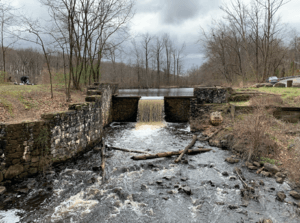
[118,88,194,97]
[1,123,300,222]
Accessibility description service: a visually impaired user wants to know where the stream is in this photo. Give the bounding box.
[0,122,299,222]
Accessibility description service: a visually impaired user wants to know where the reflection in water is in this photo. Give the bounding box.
[118,88,194,97]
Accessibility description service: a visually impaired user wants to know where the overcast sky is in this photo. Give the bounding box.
[7,0,300,72]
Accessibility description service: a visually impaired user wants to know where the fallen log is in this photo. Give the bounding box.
[131,148,212,160]
[108,146,150,154]
[175,135,197,163]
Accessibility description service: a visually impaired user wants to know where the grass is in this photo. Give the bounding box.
[0,84,85,123]
[260,157,281,165]
[236,87,300,107]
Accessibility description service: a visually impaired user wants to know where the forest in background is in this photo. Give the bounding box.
[0,0,299,95]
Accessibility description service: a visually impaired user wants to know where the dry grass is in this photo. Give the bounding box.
[0,84,86,123]
[138,100,164,123]
[249,95,284,107]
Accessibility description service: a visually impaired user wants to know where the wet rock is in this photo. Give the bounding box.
[234,184,240,189]
[152,168,160,172]
[228,204,238,209]
[261,171,272,177]
[92,166,101,171]
[17,188,30,194]
[263,219,273,223]
[162,197,169,200]
[0,186,6,195]
[241,200,249,207]
[275,172,287,179]
[163,176,173,181]
[181,177,187,181]
[0,172,3,183]
[290,191,300,200]
[167,190,177,194]
[216,202,225,205]
[264,163,280,174]
[5,164,24,179]
[248,165,259,170]
[276,191,286,202]
[225,157,239,164]
[182,160,189,164]
[229,176,237,181]
[182,186,191,195]
[276,177,284,184]
[259,180,265,186]
[222,171,229,177]
[156,180,163,185]
[141,184,148,190]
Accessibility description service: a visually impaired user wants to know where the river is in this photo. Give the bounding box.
[0,122,299,222]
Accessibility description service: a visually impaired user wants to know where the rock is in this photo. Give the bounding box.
[225,157,239,164]
[276,177,284,184]
[210,112,223,126]
[253,161,261,167]
[263,219,273,223]
[0,172,3,182]
[29,168,38,175]
[182,186,191,195]
[241,200,249,207]
[5,164,24,179]
[222,171,229,177]
[290,191,300,200]
[162,197,169,200]
[228,205,238,209]
[163,176,173,181]
[92,166,101,171]
[261,171,272,177]
[229,176,237,181]
[0,186,6,195]
[276,191,286,202]
[264,163,280,174]
[274,82,285,87]
[141,184,148,190]
[152,168,160,172]
[259,180,265,186]
[17,188,30,194]
[248,165,258,170]
[156,180,163,185]
[181,177,187,181]
[275,172,286,179]
[167,190,177,194]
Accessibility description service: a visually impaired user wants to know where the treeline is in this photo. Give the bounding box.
[194,0,300,86]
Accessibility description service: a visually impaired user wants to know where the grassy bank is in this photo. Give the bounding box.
[0,84,86,123]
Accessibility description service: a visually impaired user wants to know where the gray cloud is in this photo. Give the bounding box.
[135,0,221,25]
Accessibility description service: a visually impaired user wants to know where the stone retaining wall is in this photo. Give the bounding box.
[112,97,141,122]
[0,83,118,182]
[164,97,193,122]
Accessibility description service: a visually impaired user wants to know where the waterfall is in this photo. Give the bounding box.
[137,99,164,123]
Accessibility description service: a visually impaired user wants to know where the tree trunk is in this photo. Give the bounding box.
[175,135,197,163]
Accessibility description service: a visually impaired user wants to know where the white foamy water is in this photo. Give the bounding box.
[0,210,23,223]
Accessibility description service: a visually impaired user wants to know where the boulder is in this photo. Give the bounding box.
[253,161,261,167]
[210,112,223,126]
[275,172,287,179]
[276,191,286,202]
[290,191,300,200]
[248,165,259,170]
[5,164,24,179]
[0,186,6,195]
[225,157,240,164]
[222,171,229,177]
[264,163,280,174]
[182,186,191,195]
[263,219,273,223]
[261,171,272,177]
[274,82,285,87]
[276,177,284,184]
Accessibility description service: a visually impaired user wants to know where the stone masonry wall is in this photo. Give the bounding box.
[164,97,193,122]
[0,83,117,183]
[112,97,141,122]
